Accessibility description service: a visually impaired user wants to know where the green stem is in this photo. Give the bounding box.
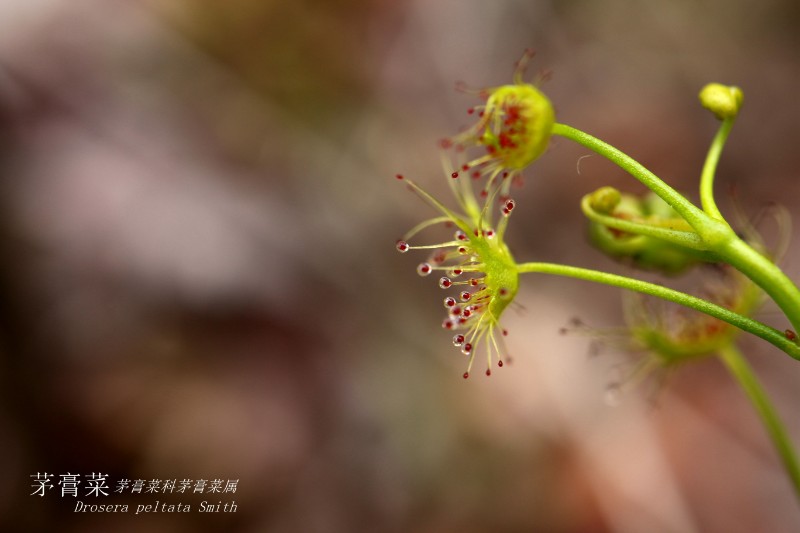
[699,119,800,331]
[580,195,706,250]
[699,118,734,222]
[516,262,800,360]
[554,121,800,334]
[553,123,712,231]
[718,343,800,502]
[720,238,800,332]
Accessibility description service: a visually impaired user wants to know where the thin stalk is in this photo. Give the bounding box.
[516,262,800,360]
[699,118,734,222]
[552,123,712,231]
[718,343,800,502]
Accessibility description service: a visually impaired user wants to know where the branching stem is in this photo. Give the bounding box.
[553,122,800,335]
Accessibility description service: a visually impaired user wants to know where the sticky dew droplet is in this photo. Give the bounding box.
[417,263,432,276]
[501,198,516,216]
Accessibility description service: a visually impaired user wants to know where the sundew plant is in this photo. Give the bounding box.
[394,51,800,501]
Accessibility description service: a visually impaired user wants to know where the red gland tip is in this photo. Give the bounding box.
[395,174,404,180]
[485,369,491,377]
[395,240,409,253]
[451,172,459,179]
[463,372,469,379]
[498,360,504,367]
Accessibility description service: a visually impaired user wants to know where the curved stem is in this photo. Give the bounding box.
[553,123,711,230]
[699,117,800,331]
[516,262,800,360]
[699,118,734,222]
[720,238,800,333]
[718,343,800,502]
[700,118,800,329]
[555,121,800,335]
[581,195,706,250]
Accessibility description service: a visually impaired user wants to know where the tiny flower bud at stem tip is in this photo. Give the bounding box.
[699,83,744,120]
[588,186,622,215]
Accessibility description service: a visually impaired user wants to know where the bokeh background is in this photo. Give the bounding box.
[1,0,800,531]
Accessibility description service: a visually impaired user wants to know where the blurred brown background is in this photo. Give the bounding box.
[1,0,799,531]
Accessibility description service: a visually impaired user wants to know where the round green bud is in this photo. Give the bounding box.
[588,186,622,215]
[588,192,703,275]
[699,83,744,120]
[478,84,555,170]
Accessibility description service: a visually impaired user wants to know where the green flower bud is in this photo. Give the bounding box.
[699,83,744,120]
[476,83,555,170]
[588,192,702,275]
[441,50,554,204]
[588,186,621,215]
